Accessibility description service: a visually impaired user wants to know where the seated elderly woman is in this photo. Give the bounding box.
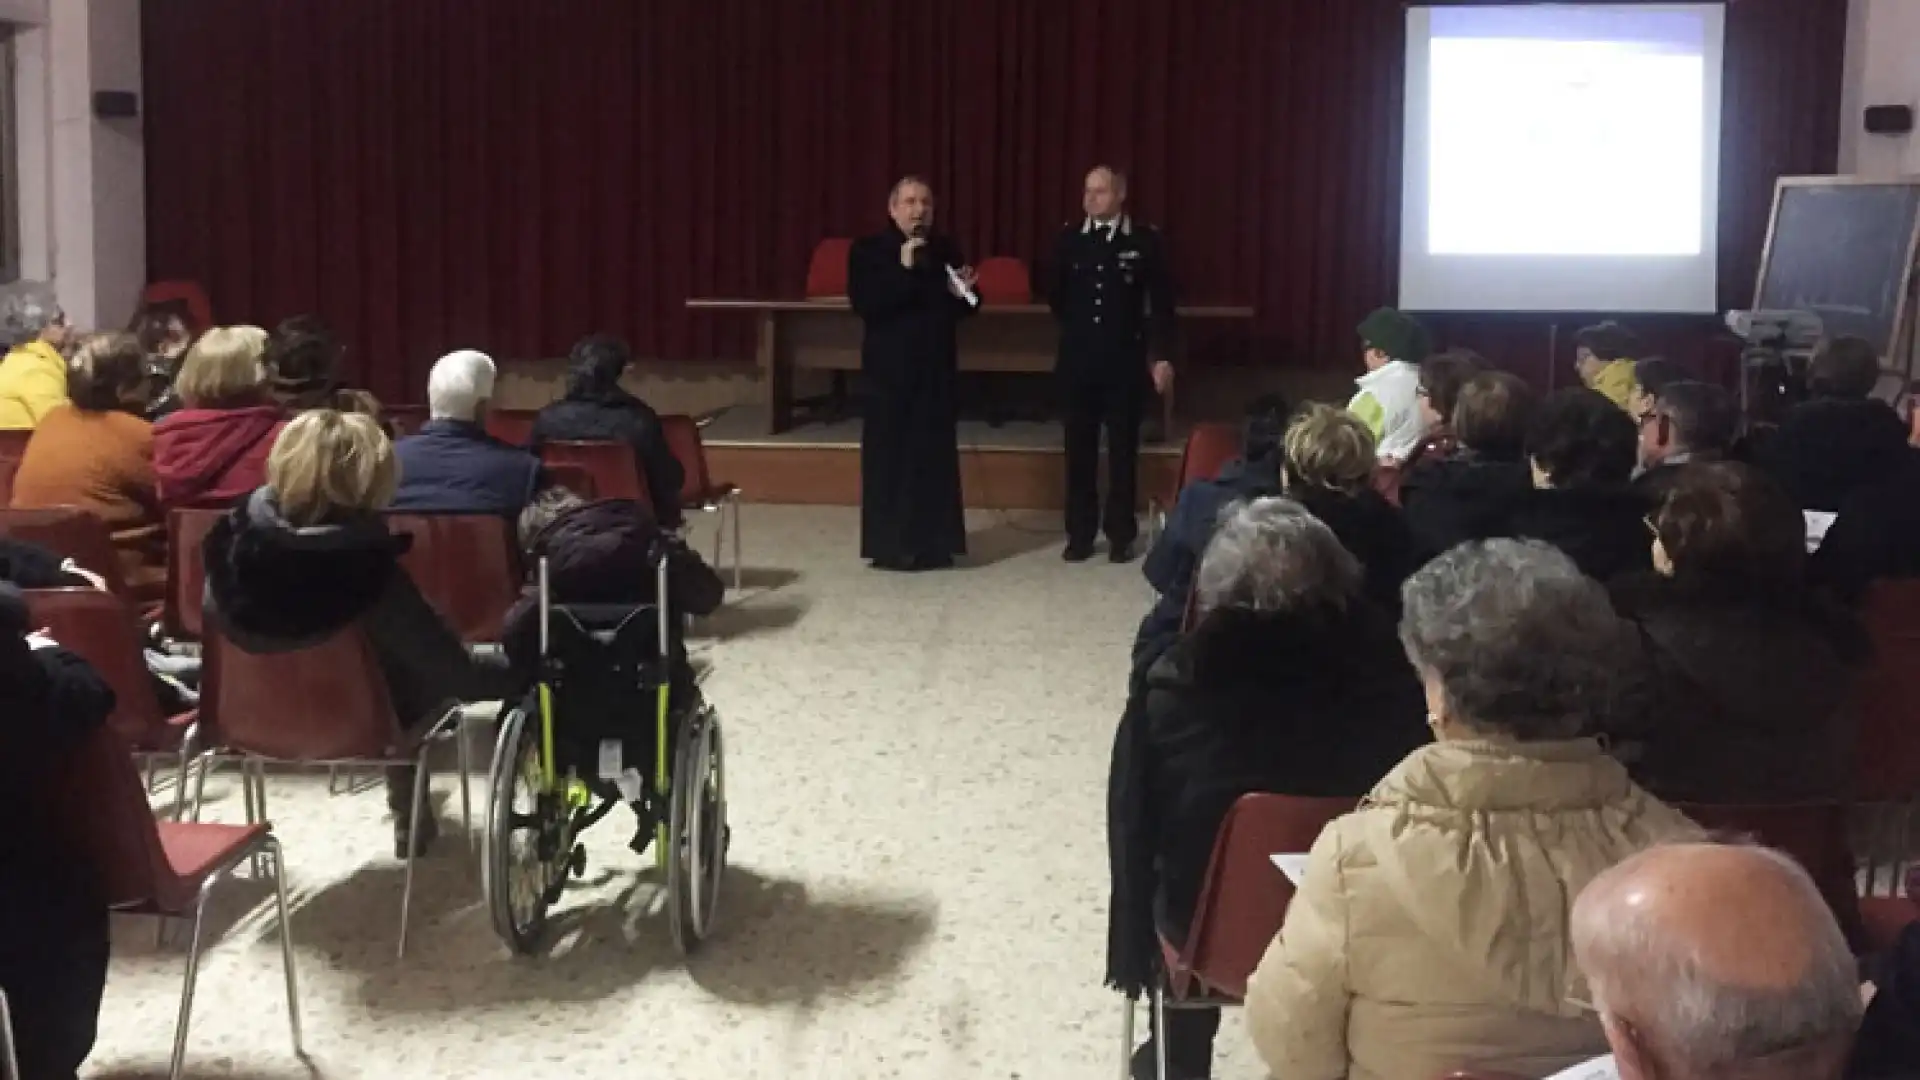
[1244,539,1699,1080]
[1394,348,1483,471]
[1107,498,1427,1080]
[203,410,517,857]
[1280,404,1417,613]
[1399,369,1538,559]
[1607,462,1867,803]
[0,282,73,429]
[11,332,166,590]
[531,334,685,528]
[1510,386,1651,581]
[152,326,288,509]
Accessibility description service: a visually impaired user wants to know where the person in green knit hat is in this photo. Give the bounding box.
[1347,307,1434,463]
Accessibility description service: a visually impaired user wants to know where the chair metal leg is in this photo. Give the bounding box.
[265,837,304,1057]
[729,493,743,591]
[1118,992,1136,1080]
[455,715,474,856]
[170,730,198,824]
[168,881,216,1080]
[327,764,342,796]
[1151,984,1169,1080]
[397,748,431,959]
[189,752,214,823]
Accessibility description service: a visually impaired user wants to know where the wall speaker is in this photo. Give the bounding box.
[1866,104,1915,136]
[92,90,139,119]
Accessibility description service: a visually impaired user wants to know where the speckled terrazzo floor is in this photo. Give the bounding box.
[84,506,1268,1080]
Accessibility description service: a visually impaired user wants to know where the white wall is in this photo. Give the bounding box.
[1840,0,1920,176]
[6,0,143,329]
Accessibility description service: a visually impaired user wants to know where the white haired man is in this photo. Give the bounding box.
[1570,842,1864,1080]
[390,349,543,515]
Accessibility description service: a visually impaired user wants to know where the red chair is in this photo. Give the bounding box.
[196,624,472,957]
[1147,422,1241,548]
[1853,581,1920,889]
[539,440,652,508]
[486,407,539,447]
[385,404,430,438]
[543,461,597,499]
[28,587,197,810]
[0,506,131,597]
[973,256,1033,305]
[164,508,224,641]
[0,427,30,460]
[137,280,214,334]
[53,724,299,1080]
[385,513,524,642]
[1675,802,1867,951]
[805,237,856,299]
[660,414,742,589]
[1127,793,1355,1080]
[0,455,18,506]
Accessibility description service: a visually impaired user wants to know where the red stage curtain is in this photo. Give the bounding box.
[143,0,1849,400]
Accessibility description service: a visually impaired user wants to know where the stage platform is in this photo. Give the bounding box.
[702,405,1183,510]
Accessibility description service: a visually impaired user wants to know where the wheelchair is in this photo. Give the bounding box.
[481,551,727,956]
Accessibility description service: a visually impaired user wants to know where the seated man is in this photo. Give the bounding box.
[500,488,724,851]
[1633,380,1737,502]
[530,335,685,528]
[390,350,543,515]
[1572,843,1864,1080]
[1760,336,1908,511]
[1132,393,1288,674]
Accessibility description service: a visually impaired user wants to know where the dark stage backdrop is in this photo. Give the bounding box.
[143,0,1848,404]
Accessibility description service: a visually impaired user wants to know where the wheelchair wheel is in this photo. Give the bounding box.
[667,705,727,955]
[484,704,565,955]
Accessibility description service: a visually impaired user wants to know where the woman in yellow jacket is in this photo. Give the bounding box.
[1245,539,1699,1080]
[0,282,73,428]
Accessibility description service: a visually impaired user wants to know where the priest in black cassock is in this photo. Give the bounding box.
[847,176,977,571]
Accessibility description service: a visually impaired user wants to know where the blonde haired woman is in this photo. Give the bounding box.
[153,325,288,508]
[203,410,516,856]
[1280,403,1417,613]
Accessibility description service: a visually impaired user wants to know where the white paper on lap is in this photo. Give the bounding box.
[1269,853,1309,885]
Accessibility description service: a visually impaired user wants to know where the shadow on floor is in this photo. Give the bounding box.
[91,1066,320,1080]
[731,566,802,593]
[693,597,810,640]
[963,515,1059,568]
[686,866,938,1009]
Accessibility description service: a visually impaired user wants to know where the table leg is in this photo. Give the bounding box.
[759,311,792,435]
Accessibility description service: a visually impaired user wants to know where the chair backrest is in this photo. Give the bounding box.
[138,279,214,334]
[539,441,651,508]
[385,404,430,438]
[0,454,18,506]
[0,428,31,461]
[805,237,855,299]
[384,513,523,643]
[201,621,408,761]
[486,408,539,447]
[1176,793,1357,999]
[1674,801,1865,949]
[164,507,224,640]
[0,506,130,597]
[26,588,174,750]
[659,413,715,505]
[974,256,1033,304]
[542,462,597,500]
[1178,422,1242,495]
[51,724,181,909]
[1856,580,1920,804]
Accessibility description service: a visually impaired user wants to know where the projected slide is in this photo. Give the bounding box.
[1400,5,1725,313]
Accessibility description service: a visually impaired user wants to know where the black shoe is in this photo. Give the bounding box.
[1109,540,1137,564]
[393,811,439,859]
[917,554,954,571]
[628,802,656,858]
[1063,542,1095,563]
[869,556,914,572]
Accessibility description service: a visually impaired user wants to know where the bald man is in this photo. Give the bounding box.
[1048,166,1176,563]
[1571,843,1864,1080]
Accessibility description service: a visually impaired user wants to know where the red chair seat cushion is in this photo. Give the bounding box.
[156,821,271,886]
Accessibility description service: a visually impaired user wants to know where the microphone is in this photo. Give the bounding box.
[909,223,928,240]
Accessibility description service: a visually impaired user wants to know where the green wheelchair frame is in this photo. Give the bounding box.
[482,550,726,955]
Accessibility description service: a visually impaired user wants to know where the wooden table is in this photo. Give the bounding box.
[685,298,1255,434]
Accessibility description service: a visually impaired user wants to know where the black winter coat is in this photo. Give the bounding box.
[1291,486,1419,615]
[1761,397,1909,513]
[1606,574,1867,803]
[1105,603,1427,994]
[1811,450,1920,604]
[1508,485,1653,582]
[531,388,685,527]
[203,490,517,729]
[1399,452,1534,561]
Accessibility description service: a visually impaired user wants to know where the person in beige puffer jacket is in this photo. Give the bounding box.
[1246,539,1701,1080]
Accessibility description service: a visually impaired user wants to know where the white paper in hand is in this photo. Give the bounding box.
[945,265,981,309]
[1270,853,1309,886]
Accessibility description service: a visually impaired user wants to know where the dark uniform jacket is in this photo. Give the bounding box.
[1048,216,1177,386]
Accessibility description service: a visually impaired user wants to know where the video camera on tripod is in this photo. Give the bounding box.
[1725,309,1824,426]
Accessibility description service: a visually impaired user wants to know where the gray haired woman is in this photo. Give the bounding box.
[1107,497,1427,1080]
[0,281,72,429]
[1245,539,1698,1080]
